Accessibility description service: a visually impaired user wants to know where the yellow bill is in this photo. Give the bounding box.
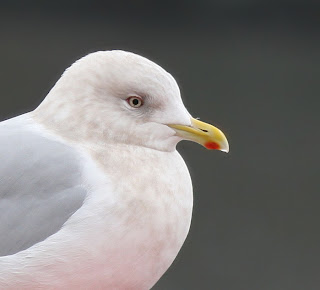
[169,118,229,152]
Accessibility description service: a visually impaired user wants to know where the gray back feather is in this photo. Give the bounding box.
[0,117,87,256]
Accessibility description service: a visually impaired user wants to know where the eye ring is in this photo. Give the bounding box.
[126,96,143,108]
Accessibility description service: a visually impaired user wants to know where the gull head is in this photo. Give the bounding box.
[34,50,228,152]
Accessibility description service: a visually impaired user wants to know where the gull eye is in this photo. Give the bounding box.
[127,96,143,108]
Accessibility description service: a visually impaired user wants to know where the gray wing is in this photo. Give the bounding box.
[0,116,87,256]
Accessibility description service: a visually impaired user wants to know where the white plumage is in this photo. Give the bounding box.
[0,50,228,289]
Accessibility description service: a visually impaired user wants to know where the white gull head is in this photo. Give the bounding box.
[34,50,194,152]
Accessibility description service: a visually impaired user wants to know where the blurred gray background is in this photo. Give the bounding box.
[0,1,319,289]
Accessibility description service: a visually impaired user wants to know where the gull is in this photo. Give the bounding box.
[0,50,229,289]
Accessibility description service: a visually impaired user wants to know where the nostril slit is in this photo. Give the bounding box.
[200,129,208,132]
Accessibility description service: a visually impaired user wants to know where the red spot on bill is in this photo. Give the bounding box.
[204,142,220,150]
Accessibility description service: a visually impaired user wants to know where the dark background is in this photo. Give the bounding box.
[1,1,319,289]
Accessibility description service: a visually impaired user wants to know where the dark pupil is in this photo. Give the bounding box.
[132,98,139,106]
